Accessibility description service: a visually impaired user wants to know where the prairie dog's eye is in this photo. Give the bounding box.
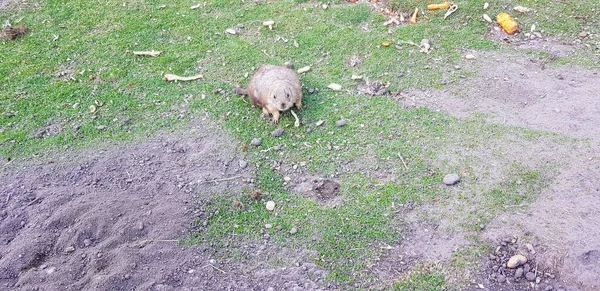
[273,95,276,99]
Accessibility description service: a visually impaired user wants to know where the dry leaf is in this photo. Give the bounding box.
[297,66,311,74]
[327,83,342,91]
[133,50,162,57]
[163,74,203,82]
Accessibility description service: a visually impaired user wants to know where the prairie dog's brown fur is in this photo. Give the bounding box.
[234,64,302,123]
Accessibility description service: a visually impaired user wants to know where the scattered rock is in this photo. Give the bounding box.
[465,54,476,60]
[96,125,107,130]
[238,160,248,169]
[283,176,291,182]
[514,267,524,279]
[271,128,285,137]
[266,200,275,211]
[290,227,298,234]
[265,224,272,229]
[315,120,324,127]
[497,274,506,283]
[545,286,553,291]
[64,246,75,254]
[136,221,144,231]
[335,118,346,127]
[46,267,56,275]
[443,173,460,185]
[578,32,588,38]
[525,271,536,281]
[250,138,261,146]
[507,254,527,268]
[83,239,92,247]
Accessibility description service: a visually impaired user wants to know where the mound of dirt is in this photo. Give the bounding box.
[0,121,330,290]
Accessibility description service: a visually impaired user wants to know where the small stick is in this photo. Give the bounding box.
[397,153,409,170]
[6,192,11,203]
[27,197,40,206]
[164,74,203,82]
[197,176,243,185]
[204,264,227,274]
[133,50,162,57]
[290,110,300,127]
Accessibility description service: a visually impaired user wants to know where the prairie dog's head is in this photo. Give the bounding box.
[269,81,295,111]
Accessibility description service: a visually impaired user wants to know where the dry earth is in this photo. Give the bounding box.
[0,120,331,291]
[397,47,600,291]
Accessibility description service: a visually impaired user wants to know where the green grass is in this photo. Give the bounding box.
[1,0,597,288]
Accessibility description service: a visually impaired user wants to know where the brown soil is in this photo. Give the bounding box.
[0,121,330,290]
[397,50,600,290]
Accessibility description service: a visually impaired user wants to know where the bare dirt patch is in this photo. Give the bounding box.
[399,51,600,140]
[0,121,330,290]
[396,51,600,290]
[292,176,342,205]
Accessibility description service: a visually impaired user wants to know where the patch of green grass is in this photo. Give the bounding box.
[0,0,592,288]
[391,270,445,291]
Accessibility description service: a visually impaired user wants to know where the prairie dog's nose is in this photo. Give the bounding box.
[281,102,286,109]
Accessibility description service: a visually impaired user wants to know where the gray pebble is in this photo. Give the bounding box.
[443,173,461,185]
[238,160,248,169]
[523,263,531,273]
[250,138,261,146]
[290,227,298,235]
[136,221,144,231]
[273,145,282,151]
[525,272,536,281]
[95,125,107,130]
[497,274,506,283]
[335,119,346,127]
[544,286,553,291]
[64,246,75,254]
[271,128,285,137]
[83,239,92,247]
[308,88,315,94]
[514,267,524,279]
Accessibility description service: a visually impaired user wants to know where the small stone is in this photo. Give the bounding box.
[544,286,553,291]
[64,246,75,254]
[250,138,261,146]
[39,264,47,270]
[136,221,144,231]
[266,200,275,211]
[267,288,275,291]
[209,259,216,264]
[46,267,56,275]
[95,125,107,130]
[335,119,346,127]
[239,160,248,169]
[83,239,92,247]
[315,120,324,126]
[308,88,315,94]
[283,176,291,182]
[507,254,527,268]
[271,128,285,137]
[265,224,273,229]
[327,83,342,91]
[465,54,476,60]
[497,274,506,283]
[523,263,531,273]
[514,267,524,279]
[273,145,282,151]
[578,32,588,38]
[443,174,461,185]
[290,227,298,234]
[525,272,536,281]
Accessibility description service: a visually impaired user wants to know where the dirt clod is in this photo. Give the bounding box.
[251,138,261,146]
[443,173,460,185]
[271,128,285,137]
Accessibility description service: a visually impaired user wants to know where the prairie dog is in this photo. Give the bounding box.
[234,65,302,123]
